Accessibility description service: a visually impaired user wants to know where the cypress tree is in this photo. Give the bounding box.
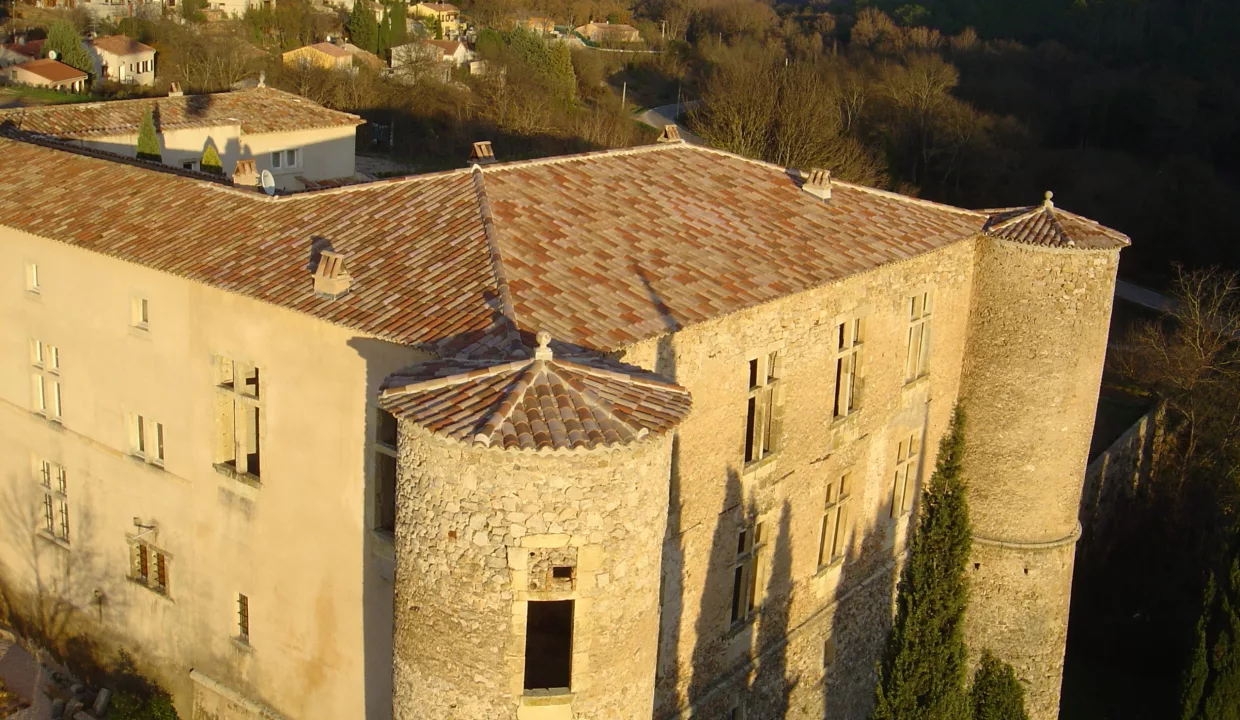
[872,406,971,720]
[1181,560,1240,720]
[45,20,93,76]
[970,650,1030,720]
[136,110,161,162]
[200,143,223,174]
[389,1,408,46]
[377,7,391,58]
[348,0,379,54]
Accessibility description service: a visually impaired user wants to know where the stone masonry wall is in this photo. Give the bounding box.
[616,238,980,719]
[392,424,673,720]
[959,238,1121,720]
[1078,404,1162,564]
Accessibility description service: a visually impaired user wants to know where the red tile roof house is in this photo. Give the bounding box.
[0,132,1126,720]
[85,34,157,87]
[0,38,45,68]
[0,85,364,190]
[6,58,87,93]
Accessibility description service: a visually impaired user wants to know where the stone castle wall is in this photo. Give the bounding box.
[959,238,1121,720]
[392,423,673,720]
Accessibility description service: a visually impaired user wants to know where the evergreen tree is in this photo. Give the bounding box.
[872,406,972,720]
[45,20,93,76]
[389,2,408,46]
[348,0,380,54]
[181,0,206,23]
[1181,560,1240,720]
[377,7,392,58]
[136,110,161,162]
[200,143,223,174]
[970,650,1030,720]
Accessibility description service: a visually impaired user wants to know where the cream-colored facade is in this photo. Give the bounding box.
[77,124,358,191]
[0,139,1124,720]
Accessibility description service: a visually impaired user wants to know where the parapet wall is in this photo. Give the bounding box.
[392,423,674,720]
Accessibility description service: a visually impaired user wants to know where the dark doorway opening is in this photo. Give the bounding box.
[523,600,573,691]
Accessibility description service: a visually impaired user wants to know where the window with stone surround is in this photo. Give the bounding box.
[905,292,932,382]
[374,409,398,533]
[37,459,69,543]
[744,350,782,465]
[730,520,765,625]
[833,318,863,419]
[25,262,40,293]
[214,356,261,480]
[818,471,852,569]
[130,541,169,595]
[891,433,921,518]
[131,297,149,330]
[130,413,165,466]
[524,600,573,692]
[30,340,61,421]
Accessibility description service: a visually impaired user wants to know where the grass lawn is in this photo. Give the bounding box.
[0,85,93,109]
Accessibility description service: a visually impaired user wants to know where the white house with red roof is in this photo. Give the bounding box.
[86,34,157,87]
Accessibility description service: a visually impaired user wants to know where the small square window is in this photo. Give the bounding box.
[25,262,39,292]
[132,297,149,328]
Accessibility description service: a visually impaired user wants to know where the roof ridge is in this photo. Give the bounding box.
[556,365,647,442]
[477,141,680,174]
[475,361,541,446]
[553,357,689,395]
[472,165,523,355]
[380,358,531,398]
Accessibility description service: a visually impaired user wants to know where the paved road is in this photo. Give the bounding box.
[637,102,703,145]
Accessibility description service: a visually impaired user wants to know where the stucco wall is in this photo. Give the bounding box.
[0,227,422,719]
[81,124,357,190]
[392,425,673,720]
[959,238,1121,720]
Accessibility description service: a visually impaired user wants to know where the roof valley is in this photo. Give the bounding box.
[470,165,524,357]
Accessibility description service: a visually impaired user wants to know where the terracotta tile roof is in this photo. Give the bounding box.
[303,41,351,58]
[4,39,45,59]
[17,59,87,83]
[380,332,691,451]
[481,145,987,349]
[418,2,459,11]
[0,138,1127,359]
[0,86,363,139]
[88,35,156,56]
[983,192,1130,250]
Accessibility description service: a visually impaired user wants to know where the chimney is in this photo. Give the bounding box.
[802,168,831,201]
[313,250,352,299]
[469,141,496,166]
[657,125,681,143]
[168,82,183,97]
[233,159,258,188]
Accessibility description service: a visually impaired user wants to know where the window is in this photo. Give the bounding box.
[131,414,165,465]
[823,637,836,668]
[374,409,398,533]
[214,357,261,479]
[182,160,198,171]
[730,521,765,625]
[728,705,745,720]
[285,149,298,167]
[905,292,932,382]
[270,151,281,169]
[132,297,149,328]
[744,351,782,465]
[271,149,300,170]
[131,541,169,594]
[31,340,61,421]
[833,318,863,418]
[523,600,573,692]
[818,472,852,568]
[891,433,921,518]
[237,593,250,641]
[37,460,68,543]
[25,262,39,292]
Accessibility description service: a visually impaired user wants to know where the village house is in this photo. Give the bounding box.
[341,42,384,69]
[282,41,353,70]
[7,58,87,93]
[575,20,641,43]
[0,128,1125,720]
[0,38,44,68]
[85,34,157,87]
[0,85,363,190]
[411,2,461,38]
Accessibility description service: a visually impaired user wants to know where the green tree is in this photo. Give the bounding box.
[136,110,161,162]
[872,406,971,720]
[1181,560,1240,720]
[970,650,1030,720]
[389,1,408,46]
[349,0,380,53]
[377,7,392,57]
[44,20,93,76]
[200,142,223,174]
[181,0,206,23]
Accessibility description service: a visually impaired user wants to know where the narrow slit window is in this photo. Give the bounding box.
[238,593,250,641]
[523,600,573,691]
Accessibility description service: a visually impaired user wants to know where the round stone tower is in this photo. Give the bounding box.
[959,193,1128,720]
[380,332,691,720]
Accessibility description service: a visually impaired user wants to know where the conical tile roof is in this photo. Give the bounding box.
[983,192,1129,250]
[379,332,691,452]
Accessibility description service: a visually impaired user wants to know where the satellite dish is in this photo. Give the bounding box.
[260,169,276,196]
[47,50,58,60]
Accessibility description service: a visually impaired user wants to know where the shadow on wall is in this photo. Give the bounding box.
[824,519,897,720]
[749,501,794,718]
